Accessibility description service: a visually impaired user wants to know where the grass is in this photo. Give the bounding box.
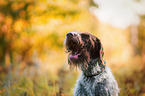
[0,58,145,96]
[0,63,78,96]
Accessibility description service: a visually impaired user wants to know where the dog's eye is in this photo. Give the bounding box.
[81,34,90,39]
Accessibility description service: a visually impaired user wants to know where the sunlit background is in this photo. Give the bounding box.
[0,0,145,96]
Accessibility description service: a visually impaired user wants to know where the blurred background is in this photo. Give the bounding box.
[0,0,145,96]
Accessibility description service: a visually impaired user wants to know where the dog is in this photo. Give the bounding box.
[64,32,119,96]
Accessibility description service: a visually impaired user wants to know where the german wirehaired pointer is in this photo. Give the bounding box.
[64,32,119,96]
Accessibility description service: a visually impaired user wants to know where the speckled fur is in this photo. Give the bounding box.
[73,66,119,96]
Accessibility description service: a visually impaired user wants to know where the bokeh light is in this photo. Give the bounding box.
[0,0,145,96]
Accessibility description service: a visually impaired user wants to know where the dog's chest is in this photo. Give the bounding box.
[78,74,104,95]
[84,78,96,95]
[82,77,95,89]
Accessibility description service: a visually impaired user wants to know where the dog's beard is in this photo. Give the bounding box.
[66,45,92,70]
[68,52,89,70]
[68,56,105,77]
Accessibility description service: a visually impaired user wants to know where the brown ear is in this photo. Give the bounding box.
[90,37,104,64]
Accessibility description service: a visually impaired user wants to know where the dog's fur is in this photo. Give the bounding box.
[64,32,119,96]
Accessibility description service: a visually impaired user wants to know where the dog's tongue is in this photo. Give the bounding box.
[70,54,79,59]
[69,53,81,61]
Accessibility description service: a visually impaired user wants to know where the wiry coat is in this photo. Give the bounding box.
[64,32,119,96]
[74,64,119,96]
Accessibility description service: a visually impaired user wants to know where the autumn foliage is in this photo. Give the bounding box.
[0,0,145,96]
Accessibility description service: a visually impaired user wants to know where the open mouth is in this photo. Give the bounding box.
[66,38,82,62]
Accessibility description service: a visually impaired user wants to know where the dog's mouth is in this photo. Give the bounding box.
[66,38,82,63]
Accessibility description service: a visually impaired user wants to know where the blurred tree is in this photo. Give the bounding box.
[138,16,145,67]
[0,0,35,68]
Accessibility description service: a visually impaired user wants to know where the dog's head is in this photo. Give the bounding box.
[64,32,104,69]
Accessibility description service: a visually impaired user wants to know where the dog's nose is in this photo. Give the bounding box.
[66,32,73,37]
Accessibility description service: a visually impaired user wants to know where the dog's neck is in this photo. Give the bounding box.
[81,59,106,77]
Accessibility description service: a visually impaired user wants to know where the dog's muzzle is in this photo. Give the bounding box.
[65,32,82,63]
